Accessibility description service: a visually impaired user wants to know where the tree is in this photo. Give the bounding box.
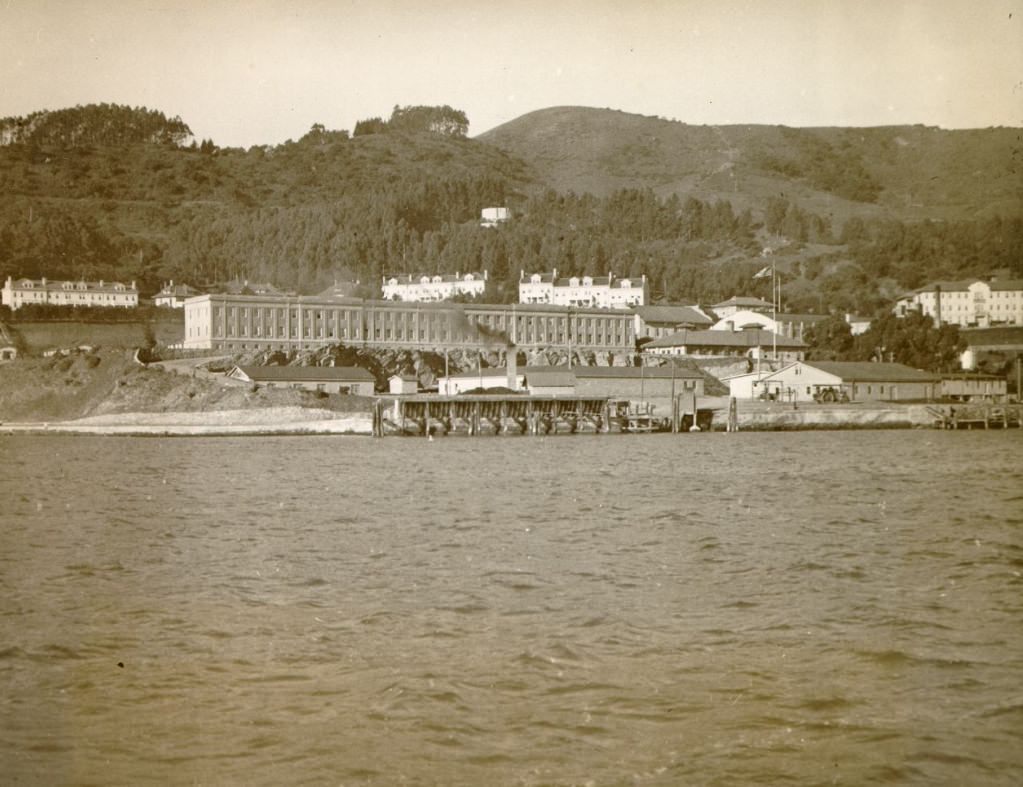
[851,312,963,372]
[805,315,853,360]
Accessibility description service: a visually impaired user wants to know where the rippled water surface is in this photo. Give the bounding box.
[2,431,1022,785]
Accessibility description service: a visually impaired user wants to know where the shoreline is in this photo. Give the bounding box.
[1,406,374,436]
[2,404,1017,437]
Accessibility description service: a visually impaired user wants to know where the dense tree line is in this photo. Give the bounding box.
[805,312,964,372]
[0,104,192,147]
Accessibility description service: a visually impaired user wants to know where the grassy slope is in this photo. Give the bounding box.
[477,106,1022,223]
[0,349,370,422]
[9,320,183,353]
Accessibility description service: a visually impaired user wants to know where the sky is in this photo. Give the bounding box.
[1,0,1021,148]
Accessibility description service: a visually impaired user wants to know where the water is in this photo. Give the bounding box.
[1,431,1022,786]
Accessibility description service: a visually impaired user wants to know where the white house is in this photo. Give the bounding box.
[518,269,647,309]
[845,314,872,336]
[894,278,1023,328]
[388,374,418,394]
[2,276,138,311]
[382,271,487,302]
[710,310,829,341]
[153,281,203,308]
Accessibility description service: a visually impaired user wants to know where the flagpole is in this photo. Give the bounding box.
[772,260,777,363]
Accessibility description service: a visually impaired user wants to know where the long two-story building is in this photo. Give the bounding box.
[182,294,637,353]
[519,270,648,309]
[894,278,1023,328]
[2,276,138,310]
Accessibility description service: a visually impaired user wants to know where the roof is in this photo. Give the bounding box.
[156,283,201,298]
[520,271,644,289]
[805,362,940,382]
[904,279,1023,297]
[960,327,1023,347]
[646,329,807,349]
[525,370,577,387]
[634,304,713,325]
[389,374,418,382]
[235,365,375,383]
[572,365,705,380]
[712,296,773,309]
[193,293,635,317]
[385,272,485,284]
[8,277,136,293]
[317,281,361,298]
[219,280,288,296]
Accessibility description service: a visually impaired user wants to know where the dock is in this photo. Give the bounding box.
[373,394,710,437]
[926,403,1023,430]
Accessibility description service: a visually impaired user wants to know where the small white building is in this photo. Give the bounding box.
[518,270,647,309]
[382,272,487,302]
[2,276,138,311]
[524,369,577,396]
[480,207,510,227]
[153,281,203,308]
[438,367,523,395]
[710,310,828,341]
[388,374,418,394]
[845,314,872,336]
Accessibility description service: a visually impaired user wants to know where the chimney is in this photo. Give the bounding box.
[934,284,942,328]
[99,280,104,287]
[131,280,136,290]
[41,277,47,285]
[727,320,735,332]
[507,349,518,392]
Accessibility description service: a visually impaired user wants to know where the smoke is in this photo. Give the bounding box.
[447,309,515,348]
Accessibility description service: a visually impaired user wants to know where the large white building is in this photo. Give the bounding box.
[710,309,829,341]
[382,272,487,302]
[519,270,648,309]
[894,278,1023,328]
[2,276,138,311]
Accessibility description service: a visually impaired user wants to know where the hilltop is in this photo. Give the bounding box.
[478,106,1022,224]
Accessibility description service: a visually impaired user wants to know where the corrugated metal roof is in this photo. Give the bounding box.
[525,370,577,387]
[646,329,806,349]
[235,365,375,382]
[634,305,713,325]
[573,365,705,380]
[807,362,939,382]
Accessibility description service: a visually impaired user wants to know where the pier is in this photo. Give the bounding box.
[926,403,1023,430]
[372,394,709,437]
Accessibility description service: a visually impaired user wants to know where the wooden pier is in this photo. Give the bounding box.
[926,403,1023,430]
[372,394,711,437]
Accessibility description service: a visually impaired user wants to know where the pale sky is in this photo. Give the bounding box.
[1,0,1021,148]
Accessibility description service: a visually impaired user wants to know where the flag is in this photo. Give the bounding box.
[752,265,773,280]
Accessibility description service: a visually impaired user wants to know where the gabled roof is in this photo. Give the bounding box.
[156,283,201,298]
[712,296,773,309]
[388,374,418,382]
[234,365,375,383]
[646,329,806,349]
[634,304,713,326]
[385,272,484,284]
[804,361,939,382]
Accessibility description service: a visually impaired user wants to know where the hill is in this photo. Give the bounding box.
[1,103,1020,320]
[478,106,1022,224]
